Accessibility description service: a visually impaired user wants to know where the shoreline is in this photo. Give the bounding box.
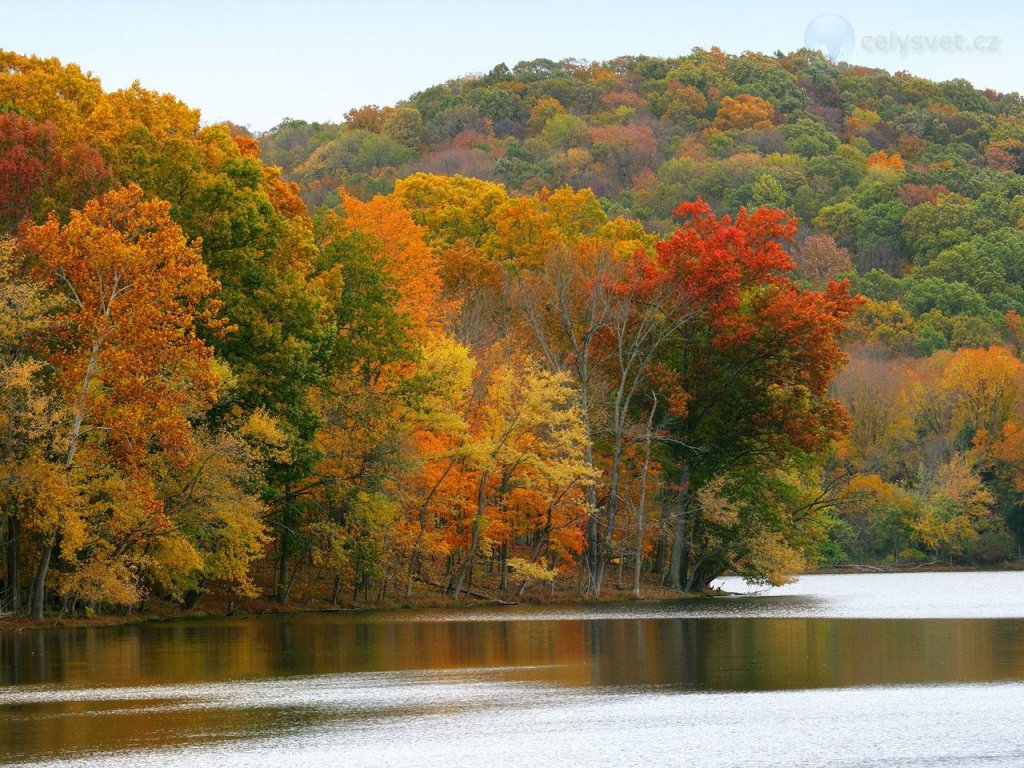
[3,562,1022,631]
[0,585,710,631]
[812,561,1024,575]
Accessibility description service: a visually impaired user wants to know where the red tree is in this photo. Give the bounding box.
[0,113,110,231]
[647,200,861,589]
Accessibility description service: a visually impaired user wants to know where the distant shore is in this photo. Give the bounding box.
[812,561,1024,575]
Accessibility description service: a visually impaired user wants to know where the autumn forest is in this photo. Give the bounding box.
[3,47,1024,621]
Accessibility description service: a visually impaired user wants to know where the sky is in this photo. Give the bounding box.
[2,0,1021,132]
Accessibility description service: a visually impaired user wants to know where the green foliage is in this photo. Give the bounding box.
[784,117,839,158]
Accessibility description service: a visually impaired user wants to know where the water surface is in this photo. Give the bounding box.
[2,571,1023,767]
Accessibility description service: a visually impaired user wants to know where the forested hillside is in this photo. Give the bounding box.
[262,50,1024,356]
[0,47,1021,621]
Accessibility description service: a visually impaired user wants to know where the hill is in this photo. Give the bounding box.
[261,50,1024,356]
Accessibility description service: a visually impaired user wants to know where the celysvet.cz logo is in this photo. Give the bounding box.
[805,14,1000,61]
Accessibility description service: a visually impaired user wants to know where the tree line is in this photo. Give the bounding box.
[0,48,1021,619]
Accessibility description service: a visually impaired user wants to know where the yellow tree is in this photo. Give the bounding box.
[451,357,593,599]
[0,237,74,613]
[911,347,1024,464]
[513,193,675,594]
[712,95,775,130]
[400,335,475,595]
[834,347,1024,562]
[393,173,509,249]
[914,454,994,559]
[150,410,290,605]
[0,51,103,141]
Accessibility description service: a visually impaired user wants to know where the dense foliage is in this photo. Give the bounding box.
[262,49,1024,357]
[1,47,1021,619]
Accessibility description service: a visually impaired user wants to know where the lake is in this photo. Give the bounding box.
[2,571,1024,767]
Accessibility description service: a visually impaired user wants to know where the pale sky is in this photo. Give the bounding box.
[2,0,1021,132]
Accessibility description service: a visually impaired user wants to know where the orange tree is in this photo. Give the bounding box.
[17,185,224,618]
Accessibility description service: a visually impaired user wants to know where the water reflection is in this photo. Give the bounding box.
[3,615,1024,763]
[3,572,1024,766]
[4,614,1024,690]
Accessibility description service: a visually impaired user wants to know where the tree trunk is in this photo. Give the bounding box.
[3,514,19,612]
[453,470,488,600]
[685,552,714,593]
[633,396,657,598]
[667,465,690,591]
[305,548,315,608]
[444,555,454,594]
[653,525,666,577]
[405,539,421,599]
[451,529,478,600]
[583,441,600,595]
[406,458,457,597]
[276,524,290,603]
[595,438,623,595]
[517,524,550,596]
[575,348,600,597]
[280,544,303,605]
[498,542,508,593]
[29,544,52,621]
[30,318,108,621]
[276,493,294,603]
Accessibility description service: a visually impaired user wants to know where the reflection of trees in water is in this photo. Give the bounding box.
[3,613,1024,760]
[5,613,1023,690]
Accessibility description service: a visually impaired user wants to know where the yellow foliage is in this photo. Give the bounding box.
[468,357,593,490]
[915,454,994,554]
[506,556,557,583]
[742,530,805,586]
[697,475,741,527]
[843,473,919,529]
[394,173,509,247]
[712,94,775,130]
[239,408,292,464]
[145,534,205,601]
[412,335,475,437]
[0,50,103,139]
[59,560,139,607]
[154,427,273,596]
[85,81,200,149]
